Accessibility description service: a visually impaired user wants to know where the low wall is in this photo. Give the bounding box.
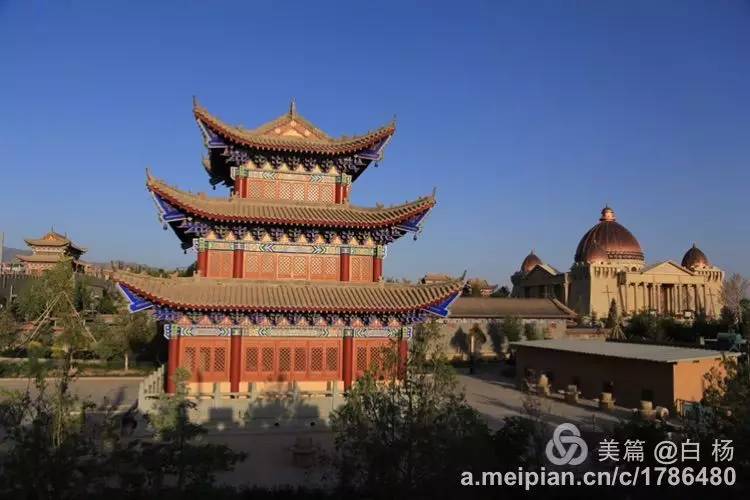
[138,366,345,429]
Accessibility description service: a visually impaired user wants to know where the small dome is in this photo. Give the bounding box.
[575,206,644,263]
[682,244,710,269]
[521,251,543,273]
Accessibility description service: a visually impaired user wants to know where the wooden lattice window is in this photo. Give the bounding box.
[245,347,258,372]
[292,256,307,279]
[292,183,305,201]
[183,347,196,371]
[199,347,211,372]
[350,255,373,283]
[320,184,334,202]
[294,347,306,372]
[308,184,320,201]
[262,181,275,200]
[207,250,233,278]
[261,347,274,372]
[244,253,260,278]
[277,255,292,279]
[278,182,293,200]
[326,346,338,372]
[214,347,226,372]
[278,347,292,373]
[310,347,324,372]
[356,347,367,373]
[260,254,275,279]
[246,182,262,199]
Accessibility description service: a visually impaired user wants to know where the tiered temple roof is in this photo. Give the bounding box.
[23,231,86,254]
[195,99,396,186]
[195,101,396,156]
[116,270,463,314]
[148,175,435,228]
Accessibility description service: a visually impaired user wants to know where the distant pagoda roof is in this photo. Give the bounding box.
[194,99,396,156]
[114,271,463,315]
[24,231,87,253]
[148,175,435,229]
[16,253,66,263]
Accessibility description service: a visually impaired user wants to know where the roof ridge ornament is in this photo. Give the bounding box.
[289,97,297,117]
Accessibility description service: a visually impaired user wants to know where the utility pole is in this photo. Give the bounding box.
[0,232,4,270]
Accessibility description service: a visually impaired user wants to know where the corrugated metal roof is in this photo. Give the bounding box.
[513,339,738,363]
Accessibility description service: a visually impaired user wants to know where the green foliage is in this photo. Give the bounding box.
[73,276,92,312]
[0,349,114,498]
[696,358,750,479]
[523,322,542,340]
[96,288,118,314]
[139,368,247,492]
[501,316,522,342]
[492,413,548,469]
[94,310,156,370]
[486,320,504,357]
[0,309,18,351]
[331,320,493,499]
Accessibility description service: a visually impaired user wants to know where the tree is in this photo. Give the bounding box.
[330,320,493,499]
[501,316,522,342]
[96,288,118,314]
[95,310,156,371]
[692,358,750,481]
[0,340,114,498]
[605,299,618,328]
[720,273,749,331]
[135,368,246,492]
[0,309,18,351]
[486,320,505,358]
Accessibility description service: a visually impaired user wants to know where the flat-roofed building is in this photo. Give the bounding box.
[513,339,738,411]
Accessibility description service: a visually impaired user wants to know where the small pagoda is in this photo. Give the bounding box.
[17,230,87,275]
[115,99,462,394]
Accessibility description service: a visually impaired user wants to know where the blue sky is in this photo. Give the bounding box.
[1,1,748,285]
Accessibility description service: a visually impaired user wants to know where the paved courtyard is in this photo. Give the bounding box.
[0,368,632,488]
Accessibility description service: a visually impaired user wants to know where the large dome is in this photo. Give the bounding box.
[521,251,543,273]
[681,244,710,269]
[574,207,644,263]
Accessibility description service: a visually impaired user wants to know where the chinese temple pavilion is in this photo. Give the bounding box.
[17,230,87,275]
[115,99,462,394]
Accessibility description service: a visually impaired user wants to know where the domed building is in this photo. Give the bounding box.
[511,207,724,319]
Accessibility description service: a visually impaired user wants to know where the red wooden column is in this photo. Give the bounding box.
[372,245,385,282]
[197,241,208,277]
[340,247,351,282]
[334,183,343,204]
[342,329,354,391]
[397,327,409,380]
[232,243,245,278]
[229,330,242,394]
[335,174,351,204]
[166,327,181,393]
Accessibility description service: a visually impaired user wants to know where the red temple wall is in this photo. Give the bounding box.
[177,336,395,384]
[242,252,339,281]
[241,338,342,382]
[205,249,382,283]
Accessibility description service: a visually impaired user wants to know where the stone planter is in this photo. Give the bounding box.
[598,392,615,411]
